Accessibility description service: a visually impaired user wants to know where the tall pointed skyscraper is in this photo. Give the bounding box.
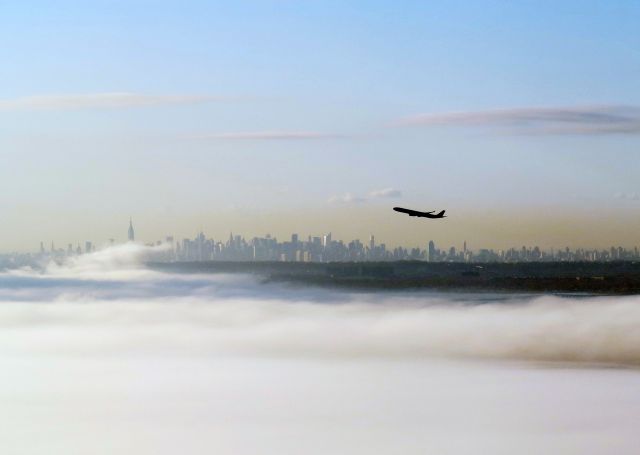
[128,218,135,242]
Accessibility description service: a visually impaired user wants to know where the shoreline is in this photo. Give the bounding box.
[149,260,640,295]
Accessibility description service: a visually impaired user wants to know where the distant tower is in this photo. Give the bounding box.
[128,218,135,242]
[323,233,332,248]
[428,240,436,262]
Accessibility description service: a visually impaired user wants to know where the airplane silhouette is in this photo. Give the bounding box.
[393,207,446,219]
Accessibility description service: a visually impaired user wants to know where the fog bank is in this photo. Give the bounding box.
[1,245,639,454]
[0,243,638,365]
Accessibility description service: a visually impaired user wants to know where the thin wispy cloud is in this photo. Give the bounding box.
[192,131,346,140]
[329,188,402,204]
[614,192,640,201]
[327,193,367,204]
[394,105,640,135]
[369,188,402,198]
[0,92,223,111]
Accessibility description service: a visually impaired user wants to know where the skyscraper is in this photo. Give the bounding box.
[428,240,436,262]
[128,218,135,242]
[323,233,332,248]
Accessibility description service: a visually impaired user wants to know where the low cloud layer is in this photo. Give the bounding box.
[2,244,640,366]
[0,92,221,111]
[1,245,638,454]
[395,105,640,135]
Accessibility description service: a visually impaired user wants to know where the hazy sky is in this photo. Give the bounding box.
[1,1,639,251]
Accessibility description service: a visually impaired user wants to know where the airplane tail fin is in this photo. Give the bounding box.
[436,210,446,217]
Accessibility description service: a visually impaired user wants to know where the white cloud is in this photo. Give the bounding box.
[394,105,640,135]
[327,193,367,204]
[329,188,402,204]
[0,92,220,111]
[369,188,402,198]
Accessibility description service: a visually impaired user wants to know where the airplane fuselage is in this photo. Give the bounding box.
[393,207,446,219]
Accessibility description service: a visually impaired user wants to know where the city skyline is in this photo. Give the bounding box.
[5,218,638,264]
[2,202,640,254]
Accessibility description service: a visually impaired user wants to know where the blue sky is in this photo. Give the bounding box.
[1,1,639,250]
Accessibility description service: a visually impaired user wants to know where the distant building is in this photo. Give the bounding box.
[428,240,436,262]
[323,233,332,248]
[20,223,640,265]
[128,218,135,242]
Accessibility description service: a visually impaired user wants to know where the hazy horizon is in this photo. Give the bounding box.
[4,206,640,254]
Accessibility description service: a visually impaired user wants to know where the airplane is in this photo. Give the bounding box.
[393,207,446,219]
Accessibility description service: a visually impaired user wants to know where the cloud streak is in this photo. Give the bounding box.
[369,187,402,198]
[0,92,224,111]
[192,131,346,140]
[328,187,402,204]
[394,105,640,135]
[614,192,640,201]
[327,193,367,204]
